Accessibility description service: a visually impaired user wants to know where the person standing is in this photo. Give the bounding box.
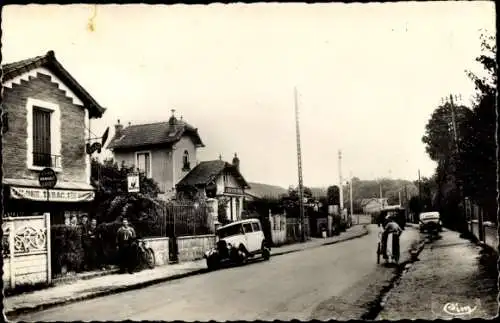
[116,218,136,273]
[380,214,403,261]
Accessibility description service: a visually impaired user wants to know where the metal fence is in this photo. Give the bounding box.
[155,202,211,237]
[285,217,310,243]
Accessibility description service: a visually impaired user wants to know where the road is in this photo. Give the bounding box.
[14,224,419,321]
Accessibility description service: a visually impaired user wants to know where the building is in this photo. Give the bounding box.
[107,111,205,200]
[176,155,250,222]
[2,50,106,223]
[361,198,389,214]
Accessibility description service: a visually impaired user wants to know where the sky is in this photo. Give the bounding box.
[2,2,495,189]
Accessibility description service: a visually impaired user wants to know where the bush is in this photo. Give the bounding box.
[95,222,122,266]
[51,225,84,275]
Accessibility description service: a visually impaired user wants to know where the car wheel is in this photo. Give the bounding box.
[237,247,248,265]
[206,256,218,271]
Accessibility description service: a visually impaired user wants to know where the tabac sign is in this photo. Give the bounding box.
[10,187,95,202]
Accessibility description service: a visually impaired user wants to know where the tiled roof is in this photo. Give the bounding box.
[2,50,105,118]
[177,160,249,189]
[107,118,204,150]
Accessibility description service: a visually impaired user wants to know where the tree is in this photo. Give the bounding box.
[326,185,340,205]
[90,158,162,226]
[460,32,497,222]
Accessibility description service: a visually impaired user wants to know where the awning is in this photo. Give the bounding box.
[3,178,95,203]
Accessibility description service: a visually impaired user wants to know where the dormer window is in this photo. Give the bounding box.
[182,150,190,171]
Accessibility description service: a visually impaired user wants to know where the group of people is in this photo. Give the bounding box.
[64,214,140,274]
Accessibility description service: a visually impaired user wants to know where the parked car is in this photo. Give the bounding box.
[204,219,271,270]
[419,211,442,233]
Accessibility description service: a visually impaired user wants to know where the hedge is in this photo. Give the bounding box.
[51,225,85,275]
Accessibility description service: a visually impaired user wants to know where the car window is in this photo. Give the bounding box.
[251,222,261,232]
[218,224,242,238]
[242,223,253,233]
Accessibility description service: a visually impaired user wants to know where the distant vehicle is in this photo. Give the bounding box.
[204,219,271,270]
[376,206,407,229]
[419,211,442,233]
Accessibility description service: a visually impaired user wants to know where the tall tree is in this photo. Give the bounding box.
[460,32,497,221]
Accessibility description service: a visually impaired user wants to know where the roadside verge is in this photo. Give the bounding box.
[5,225,369,319]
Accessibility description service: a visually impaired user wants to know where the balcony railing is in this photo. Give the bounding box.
[33,152,62,169]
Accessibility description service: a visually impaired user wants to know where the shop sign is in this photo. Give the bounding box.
[39,168,57,189]
[127,174,140,193]
[10,187,95,202]
[224,187,244,195]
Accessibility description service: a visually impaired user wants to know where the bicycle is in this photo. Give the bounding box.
[377,229,400,264]
[132,238,156,270]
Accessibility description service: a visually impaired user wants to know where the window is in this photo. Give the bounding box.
[251,222,261,232]
[33,107,52,167]
[136,152,151,178]
[182,150,190,171]
[26,98,61,171]
[218,224,243,239]
[243,223,253,233]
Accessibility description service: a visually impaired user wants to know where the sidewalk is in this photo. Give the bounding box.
[5,224,368,318]
[376,230,498,320]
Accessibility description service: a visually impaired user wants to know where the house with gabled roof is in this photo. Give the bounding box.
[360,197,389,214]
[2,50,106,224]
[176,154,250,222]
[107,110,205,199]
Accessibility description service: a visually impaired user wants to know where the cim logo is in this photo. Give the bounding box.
[443,302,478,316]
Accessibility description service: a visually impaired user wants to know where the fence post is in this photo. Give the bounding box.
[478,208,484,242]
[45,213,52,285]
[8,219,15,289]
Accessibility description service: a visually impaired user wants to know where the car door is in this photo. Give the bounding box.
[242,223,257,253]
[251,222,264,250]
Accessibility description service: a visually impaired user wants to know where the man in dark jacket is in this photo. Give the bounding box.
[116,217,136,273]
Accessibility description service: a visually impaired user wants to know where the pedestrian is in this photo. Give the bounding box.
[380,214,403,261]
[116,217,136,274]
[82,218,100,271]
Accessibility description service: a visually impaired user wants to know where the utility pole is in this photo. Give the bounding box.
[398,191,401,206]
[338,150,343,211]
[418,169,422,212]
[445,94,469,233]
[349,171,355,224]
[294,87,306,242]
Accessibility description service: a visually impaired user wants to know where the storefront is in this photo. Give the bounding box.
[3,178,95,224]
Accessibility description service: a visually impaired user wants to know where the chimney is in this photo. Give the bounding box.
[115,119,123,137]
[232,153,240,171]
[169,109,177,125]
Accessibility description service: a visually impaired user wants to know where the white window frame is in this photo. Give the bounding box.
[26,97,62,173]
[135,150,152,178]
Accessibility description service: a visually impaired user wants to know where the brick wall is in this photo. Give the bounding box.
[2,72,88,183]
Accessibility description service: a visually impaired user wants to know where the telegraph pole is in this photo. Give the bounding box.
[294,87,306,242]
[444,94,469,233]
[338,150,344,211]
[349,171,355,224]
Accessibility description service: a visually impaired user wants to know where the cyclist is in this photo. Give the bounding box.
[380,213,403,261]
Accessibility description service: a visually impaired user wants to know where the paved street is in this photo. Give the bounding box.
[13,224,419,322]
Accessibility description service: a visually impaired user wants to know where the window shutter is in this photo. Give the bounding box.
[33,108,52,166]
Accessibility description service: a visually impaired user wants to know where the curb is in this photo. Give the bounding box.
[6,226,369,319]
